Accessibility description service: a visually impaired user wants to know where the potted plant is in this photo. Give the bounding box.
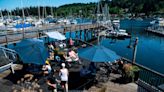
[131,65,140,81]
[123,63,140,83]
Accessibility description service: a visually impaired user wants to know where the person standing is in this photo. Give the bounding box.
[69,38,74,48]
[59,63,69,92]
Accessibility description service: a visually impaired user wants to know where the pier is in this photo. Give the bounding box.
[146,26,164,36]
[0,23,105,46]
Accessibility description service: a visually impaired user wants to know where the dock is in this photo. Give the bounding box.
[146,26,164,36]
[0,23,105,46]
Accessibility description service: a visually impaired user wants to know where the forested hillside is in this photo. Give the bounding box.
[1,0,164,17]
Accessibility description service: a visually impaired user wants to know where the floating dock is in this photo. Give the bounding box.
[146,27,164,36]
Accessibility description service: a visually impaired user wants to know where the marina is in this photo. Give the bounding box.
[0,0,164,92]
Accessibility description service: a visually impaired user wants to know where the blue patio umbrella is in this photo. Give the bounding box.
[78,45,120,62]
[14,38,49,65]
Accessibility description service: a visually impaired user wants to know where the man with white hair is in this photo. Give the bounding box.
[59,63,69,92]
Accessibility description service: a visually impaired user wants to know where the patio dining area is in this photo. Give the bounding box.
[0,36,163,92]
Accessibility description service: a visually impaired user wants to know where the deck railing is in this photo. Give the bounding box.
[0,46,17,73]
[122,58,164,92]
[0,46,17,62]
[0,23,100,45]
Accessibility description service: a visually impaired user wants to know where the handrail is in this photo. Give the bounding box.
[74,38,94,46]
[0,46,17,53]
[122,57,164,77]
[0,23,101,45]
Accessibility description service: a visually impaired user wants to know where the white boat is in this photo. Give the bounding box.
[0,21,4,27]
[112,19,120,30]
[57,18,71,25]
[34,19,44,26]
[150,20,156,25]
[158,18,164,26]
[71,19,78,24]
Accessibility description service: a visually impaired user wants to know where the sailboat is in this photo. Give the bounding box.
[97,0,130,38]
[0,9,5,27]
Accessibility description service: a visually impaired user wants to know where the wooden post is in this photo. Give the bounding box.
[91,29,93,39]
[132,37,139,64]
[93,29,95,39]
[10,62,15,74]
[75,31,78,45]
[69,28,72,38]
[84,29,87,41]
[75,31,78,39]
[5,34,8,45]
[80,30,82,40]
[38,30,40,38]
[63,28,66,35]
[13,43,16,46]
[22,24,25,39]
[97,29,100,45]
[87,30,89,41]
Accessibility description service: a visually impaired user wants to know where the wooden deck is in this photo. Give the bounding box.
[146,27,164,36]
[0,23,101,45]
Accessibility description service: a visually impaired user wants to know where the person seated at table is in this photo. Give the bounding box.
[63,53,72,63]
[49,52,54,60]
[88,62,97,75]
[48,43,54,52]
[42,60,52,76]
[68,49,81,64]
[55,55,62,63]
[80,66,91,78]
[47,76,61,92]
[59,41,67,48]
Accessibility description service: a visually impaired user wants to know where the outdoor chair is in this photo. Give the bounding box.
[55,56,62,62]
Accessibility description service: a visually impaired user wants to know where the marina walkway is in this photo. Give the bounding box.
[0,23,101,45]
[146,27,164,36]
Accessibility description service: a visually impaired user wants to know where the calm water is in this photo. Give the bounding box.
[100,19,164,74]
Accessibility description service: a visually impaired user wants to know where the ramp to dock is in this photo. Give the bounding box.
[0,46,17,73]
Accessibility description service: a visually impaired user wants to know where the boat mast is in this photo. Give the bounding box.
[97,0,101,45]
[51,7,53,17]
[50,0,54,17]
[38,6,40,20]
[37,0,40,20]
[103,3,108,21]
[42,0,47,18]
[44,7,47,17]
[0,9,4,20]
[21,0,25,39]
[42,6,45,19]
[97,1,100,22]
[7,11,11,20]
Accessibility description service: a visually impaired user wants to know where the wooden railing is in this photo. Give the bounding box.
[122,58,164,92]
[0,23,100,45]
[0,46,17,73]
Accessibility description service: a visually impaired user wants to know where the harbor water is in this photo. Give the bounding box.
[101,19,164,74]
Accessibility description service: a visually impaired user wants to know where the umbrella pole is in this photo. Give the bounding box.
[97,29,100,45]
